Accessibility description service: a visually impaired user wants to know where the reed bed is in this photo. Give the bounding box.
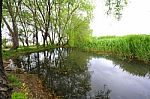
[78,35,150,62]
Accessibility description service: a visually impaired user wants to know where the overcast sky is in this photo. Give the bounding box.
[90,0,150,36]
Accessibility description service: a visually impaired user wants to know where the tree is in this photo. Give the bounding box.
[2,0,23,50]
[1,0,129,49]
[23,0,40,47]
[0,0,12,98]
[67,15,92,47]
[2,0,94,47]
[32,0,53,46]
[18,6,33,47]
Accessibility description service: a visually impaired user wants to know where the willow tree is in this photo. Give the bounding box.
[1,0,128,49]
[2,0,23,50]
[23,0,41,47]
[18,3,33,47]
[63,0,93,46]
[50,0,94,46]
[20,0,94,46]
[34,0,53,46]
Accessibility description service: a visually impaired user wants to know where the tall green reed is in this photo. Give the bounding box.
[78,35,150,62]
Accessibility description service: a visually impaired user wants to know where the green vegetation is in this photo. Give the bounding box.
[8,74,27,99]
[8,74,22,87]
[3,45,57,59]
[2,0,93,50]
[11,92,27,99]
[79,35,150,63]
[4,34,150,63]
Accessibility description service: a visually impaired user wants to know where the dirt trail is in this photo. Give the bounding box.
[17,73,54,99]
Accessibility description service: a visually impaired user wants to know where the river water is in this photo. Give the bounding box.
[9,48,150,99]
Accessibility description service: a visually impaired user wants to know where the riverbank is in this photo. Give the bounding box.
[5,62,60,99]
[3,45,57,60]
[6,72,55,99]
[3,45,62,99]
[79,35,150,63]
[5,48,150,99]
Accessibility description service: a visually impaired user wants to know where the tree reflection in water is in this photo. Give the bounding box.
[93,54,150,78]
[93,85,111,99]
[10,48,111,99]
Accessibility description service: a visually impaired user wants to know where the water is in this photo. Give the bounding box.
[9,48,150,99]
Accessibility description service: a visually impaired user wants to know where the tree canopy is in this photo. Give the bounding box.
[2,0,94,49]
[1,0,129,49]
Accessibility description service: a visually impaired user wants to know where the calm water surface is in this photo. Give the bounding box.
[9,48,150,99]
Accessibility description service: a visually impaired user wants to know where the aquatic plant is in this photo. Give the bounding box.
[79,35,150,63]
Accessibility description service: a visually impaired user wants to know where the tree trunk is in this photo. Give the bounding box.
[2,17,19,50]
[25,38,29,47]
[11,32,19,50]
[42,34,45,47]
[35,31,38,47]
[11,18,19,50]
[19,37,25,47]
[0,1,12,98]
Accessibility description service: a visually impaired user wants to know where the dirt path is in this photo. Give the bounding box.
[16,73,54,99]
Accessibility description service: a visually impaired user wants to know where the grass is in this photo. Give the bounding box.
[8,74,28,99]
[8,74,22,87]
[3,45,57,59]
[11,92,27,99]
[78,34,150,63]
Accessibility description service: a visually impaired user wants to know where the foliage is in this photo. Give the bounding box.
[67,15,92,47]
[2,0,94,48]
[79,35,150,62]
[2,0,20,49]
[105,0,128,20]
[11,92,27,99]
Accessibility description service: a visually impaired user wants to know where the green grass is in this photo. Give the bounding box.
[11,92,27,99]
[3,45,57,59]
[8,74,22,87]
[78,34,150,63]
[8,74,28,99]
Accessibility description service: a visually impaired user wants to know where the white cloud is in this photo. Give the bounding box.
[90,0,150,36]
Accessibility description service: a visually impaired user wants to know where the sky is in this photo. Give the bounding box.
[90,0,150,36]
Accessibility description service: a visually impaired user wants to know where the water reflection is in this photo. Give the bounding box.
[10,48,111,99]
[9,48,150,99]
[93,55,150,78]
